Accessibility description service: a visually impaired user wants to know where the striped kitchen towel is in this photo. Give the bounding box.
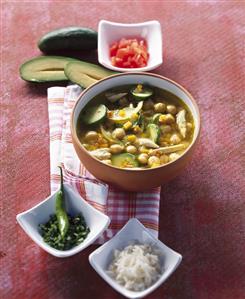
[47,85,161,243]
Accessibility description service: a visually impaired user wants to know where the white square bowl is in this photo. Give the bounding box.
[89,218,182,298]
[98,20,163,72]
[16,183,110,258]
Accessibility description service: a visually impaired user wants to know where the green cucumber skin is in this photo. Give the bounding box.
[38,27,98,53]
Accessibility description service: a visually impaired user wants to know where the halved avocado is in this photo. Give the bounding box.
[64,61,117,88]
[19,56,79,82]
[68,72,98,88]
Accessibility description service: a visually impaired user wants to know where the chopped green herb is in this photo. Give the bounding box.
[39,214,90,250]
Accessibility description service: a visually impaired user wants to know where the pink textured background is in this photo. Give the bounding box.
[1,1,245,299]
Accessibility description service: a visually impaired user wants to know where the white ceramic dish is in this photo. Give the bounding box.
[89,218,182,298]
[98,20,163,72]
[16,183,110,258]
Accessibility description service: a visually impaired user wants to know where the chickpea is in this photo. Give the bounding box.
[138,153,149,165]
[143,99,154,110]
[166,114,176,124]
[170,133,181,145]
[159,114,175,125]
[112,128,126,140]
[109,144,124,154]
[160,125,172,134]
[119,97,129,107]
[126,145,137,154]
[148,156,161,167]
[85,131,99,142]
[166,105,177,115]
[160,154,169,164]
[169,153,180,161]
[186,122,193,131]
[154,102,166,113]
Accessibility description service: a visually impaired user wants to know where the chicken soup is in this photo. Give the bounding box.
[76,84,194,169]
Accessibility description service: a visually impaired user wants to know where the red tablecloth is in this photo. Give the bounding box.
[1,2,245,299]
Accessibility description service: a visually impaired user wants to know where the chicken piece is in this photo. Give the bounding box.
[105,92,128,103]
[138,138,159,149]
[176,110,187,138]
[150,143,188,155]
[90,148,111,160]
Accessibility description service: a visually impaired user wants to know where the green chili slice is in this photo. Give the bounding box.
[56,166,69,238]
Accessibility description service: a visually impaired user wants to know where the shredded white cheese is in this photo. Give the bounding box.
[107,244,161,292]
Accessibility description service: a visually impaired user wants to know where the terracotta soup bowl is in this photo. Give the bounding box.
[71,73,200,191]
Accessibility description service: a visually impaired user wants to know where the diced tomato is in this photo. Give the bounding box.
[111,56,117,66]
[118,38,130,48]
[116,48,129,60]
[114,57,124,67]
[110,42,118,57]
[109,37,149,68]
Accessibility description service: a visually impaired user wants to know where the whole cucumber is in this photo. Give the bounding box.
[38,27,98,53]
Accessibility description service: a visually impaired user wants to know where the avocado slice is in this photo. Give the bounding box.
[19,56,79,82]
[64,61,117,88]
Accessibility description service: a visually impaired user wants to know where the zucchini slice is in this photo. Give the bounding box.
[81,104,107,125]
[131,85,153,100]
[146,124,160,143]
[111,153,139,168]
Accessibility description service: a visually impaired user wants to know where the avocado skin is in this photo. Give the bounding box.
[38,27,98,53]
